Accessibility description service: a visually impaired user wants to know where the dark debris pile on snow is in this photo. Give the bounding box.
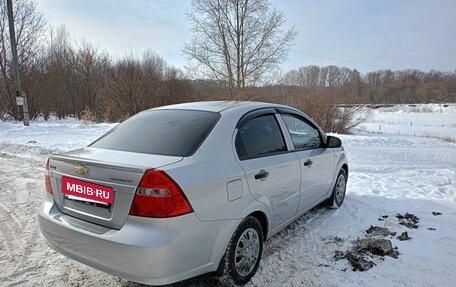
[334,228,400,272]
[365,225,396,237]
[397,232,412,241]
[334,211,441,272]
[396,212,420,229]
[345,238,399,271]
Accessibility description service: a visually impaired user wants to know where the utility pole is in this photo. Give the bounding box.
[7,0,29,126]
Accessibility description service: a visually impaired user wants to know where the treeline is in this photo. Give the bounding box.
[1,23,193,121]
[279,65,456,105]
[33,28,193,122]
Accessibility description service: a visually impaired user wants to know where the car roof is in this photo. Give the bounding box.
[148,100,327,139]
[151,101,290,113]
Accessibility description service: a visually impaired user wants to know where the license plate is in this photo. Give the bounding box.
[62,176,114,205]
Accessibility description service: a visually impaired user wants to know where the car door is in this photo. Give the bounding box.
[279,113,335,211]
[235,111,301,229]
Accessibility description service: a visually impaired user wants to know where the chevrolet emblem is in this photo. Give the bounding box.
[75,165,89,175]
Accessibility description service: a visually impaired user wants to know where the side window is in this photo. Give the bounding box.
[236,114,287,160]
[281,114,321,149]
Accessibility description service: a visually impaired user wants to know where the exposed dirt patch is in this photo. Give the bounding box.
[397,232,412,241]
[333,212,431,272]
[377,215,389,221]
[365,225,396,237]
[345,252,375,271]
[354,238,399,258]
[335,237,400,271]
[396,212,419,229]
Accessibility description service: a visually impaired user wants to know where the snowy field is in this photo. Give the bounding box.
[1,105,455,287]
[358,103,456,142]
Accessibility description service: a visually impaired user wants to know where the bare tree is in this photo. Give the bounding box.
[68,40,109,119]
[102,51,174,121]
[183,0,297,100]
[343,69,362,102]
[35,25,74,119]
[163,67,192,104]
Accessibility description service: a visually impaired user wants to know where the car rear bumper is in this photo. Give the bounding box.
[38,193,239,285]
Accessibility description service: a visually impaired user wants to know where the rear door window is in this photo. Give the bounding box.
[90,110,219,156]
[236,114,287,160]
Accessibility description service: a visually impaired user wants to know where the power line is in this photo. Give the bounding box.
[76,0,187,29]
[76,0,390,70]
[289,50,388,69]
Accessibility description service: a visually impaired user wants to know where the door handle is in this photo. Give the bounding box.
[254,169,270,180]
[304,159,313,167]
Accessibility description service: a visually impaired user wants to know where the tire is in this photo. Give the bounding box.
[220,216,263,286]
[326,168,347,208]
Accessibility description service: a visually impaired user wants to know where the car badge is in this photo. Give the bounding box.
[75,165,89,175]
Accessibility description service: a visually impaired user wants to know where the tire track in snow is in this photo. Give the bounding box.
[0,201,23,229]
[0,179,23,258]
[12,214,40,274]
[0,154,45,286]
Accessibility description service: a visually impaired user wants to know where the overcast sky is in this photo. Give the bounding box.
[35,0,456,74]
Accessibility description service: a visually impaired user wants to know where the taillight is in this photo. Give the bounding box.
[45,159,53,194]
[130,170,193,218]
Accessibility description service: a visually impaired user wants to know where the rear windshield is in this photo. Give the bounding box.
[90,109,220,156]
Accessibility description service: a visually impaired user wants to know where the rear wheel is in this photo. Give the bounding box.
[220,216,263,286]
[326,168,347,208]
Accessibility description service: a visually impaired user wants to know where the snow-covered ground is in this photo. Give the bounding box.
[358,103,456,142]
[0,118,116,159]
[0,106,455,287]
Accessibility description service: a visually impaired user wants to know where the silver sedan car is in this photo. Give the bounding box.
[39,101,348,286]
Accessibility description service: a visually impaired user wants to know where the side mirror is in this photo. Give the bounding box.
[326,136,342,148]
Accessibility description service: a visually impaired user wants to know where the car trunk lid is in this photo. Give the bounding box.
[48,147,183,229]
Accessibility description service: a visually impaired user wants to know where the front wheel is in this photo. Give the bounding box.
[326,168,347,208]
[220,216,263,286]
